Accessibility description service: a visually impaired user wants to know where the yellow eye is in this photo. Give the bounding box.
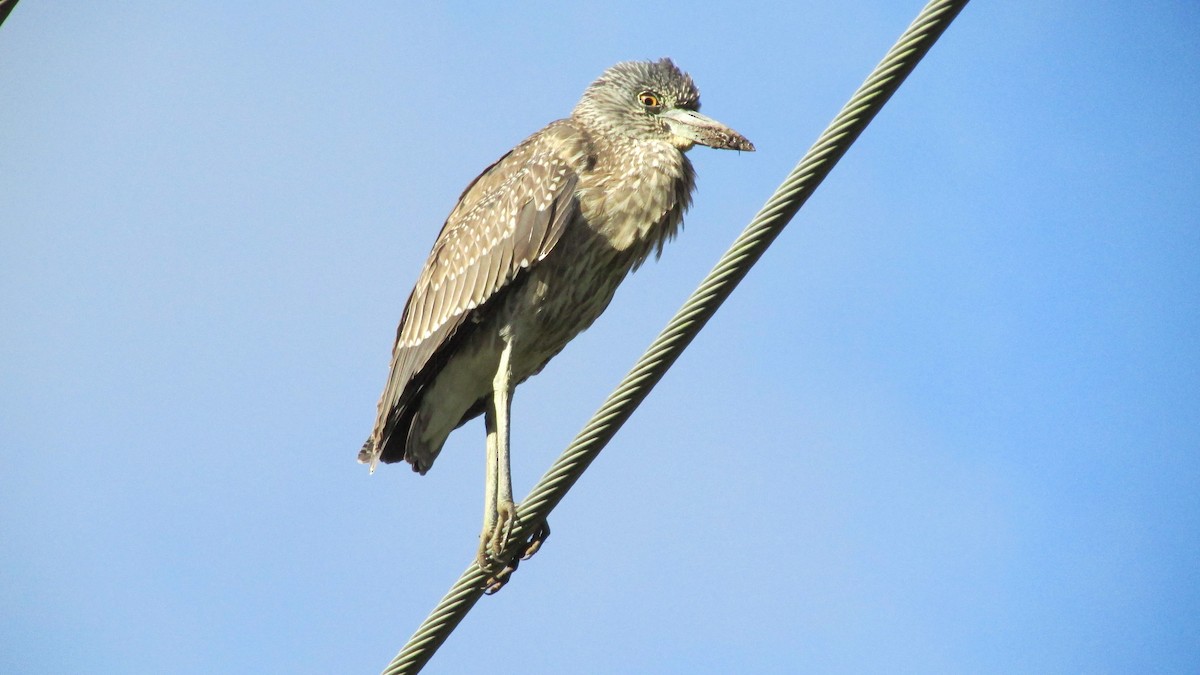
[638,91,661,109]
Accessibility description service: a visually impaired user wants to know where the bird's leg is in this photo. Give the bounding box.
[489,338,516,560]
[477,403,500,572]
[479,336,550,593]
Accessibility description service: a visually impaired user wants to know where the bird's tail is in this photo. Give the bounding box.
[357,438,381,474]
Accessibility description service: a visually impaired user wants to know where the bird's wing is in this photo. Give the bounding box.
[363,121,587,468]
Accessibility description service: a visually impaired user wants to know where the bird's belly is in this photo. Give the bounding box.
[503,244,631,380]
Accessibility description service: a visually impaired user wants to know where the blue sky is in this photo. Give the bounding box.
[2,2,1197,673]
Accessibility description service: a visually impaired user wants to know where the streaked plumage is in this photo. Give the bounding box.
[360,58,752,586]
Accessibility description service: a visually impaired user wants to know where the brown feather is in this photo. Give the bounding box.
[363,121,590,469]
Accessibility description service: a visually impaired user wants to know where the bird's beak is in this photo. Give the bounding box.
[661,108,755,152]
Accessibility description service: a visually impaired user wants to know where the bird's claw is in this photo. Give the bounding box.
[476,512,551,594]
[521,519,550,560]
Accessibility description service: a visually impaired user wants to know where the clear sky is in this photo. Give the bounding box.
[2,2,1197,673]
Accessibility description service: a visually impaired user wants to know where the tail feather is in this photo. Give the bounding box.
[357,438,381,474]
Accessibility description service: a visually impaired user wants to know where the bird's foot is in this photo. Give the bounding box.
[475,500,518,582]
[477,514,518,594]
[476,506,551,594]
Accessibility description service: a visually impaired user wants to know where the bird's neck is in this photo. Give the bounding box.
[578,135,695,256]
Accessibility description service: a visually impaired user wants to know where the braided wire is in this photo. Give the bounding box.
[0,0,20,31]
[382,1,969,672]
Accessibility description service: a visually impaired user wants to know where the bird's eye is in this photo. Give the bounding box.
[638,91,662,110]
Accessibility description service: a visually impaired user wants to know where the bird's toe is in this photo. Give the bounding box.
[521,519,550,561]
[489,500,518,560]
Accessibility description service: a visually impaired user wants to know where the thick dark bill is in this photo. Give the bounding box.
[660,108,755,151]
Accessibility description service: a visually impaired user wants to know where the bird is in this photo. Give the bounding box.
[360,58,753,588]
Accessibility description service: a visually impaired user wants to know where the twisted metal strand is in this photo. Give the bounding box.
[382,1,969,671]
[0,0,20,31]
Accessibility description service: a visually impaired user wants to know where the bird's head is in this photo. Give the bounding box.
[572,58,754,153]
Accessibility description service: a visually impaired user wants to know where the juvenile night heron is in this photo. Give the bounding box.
[360,58,752,585]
